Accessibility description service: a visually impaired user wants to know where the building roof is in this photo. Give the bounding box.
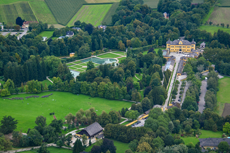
[66,31,74,36]
[167,38,196,45]
[23,21,38,25]
[199,138,230,147]
[177,60,186,74]
[72,27,81,30]
[80,122,103,137]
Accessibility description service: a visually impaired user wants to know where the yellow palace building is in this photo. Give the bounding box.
[166,38,196,53]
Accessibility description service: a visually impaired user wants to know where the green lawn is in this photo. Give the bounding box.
[78,62,88,66]
[67,4,112,27]
[136,73,142,80]
[121,120,132,125]
[199,25,230,35]
[85,139,129,152]
[113,51,126,56]
[98,53,121,58]
[118,57,126,63]
[217,77,230,115]
[0,80,5,85]
[132,76,139,83]
[72,61,82,64]
[21,147,72,153]
[66,63,74,66]
[41,79,53,86]
[39,31,54,38]
[72,65,83,68]
[0,91,132,131]
[182,130,223,145]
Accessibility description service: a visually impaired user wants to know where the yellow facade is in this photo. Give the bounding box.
[70,53,75,57]
[167,40,196,53]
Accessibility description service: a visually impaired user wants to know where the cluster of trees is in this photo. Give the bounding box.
[90,138,116,153]
[130,97,152,115]
[205,71,219,110]
[163,69,172,89]
[65,108,121,127]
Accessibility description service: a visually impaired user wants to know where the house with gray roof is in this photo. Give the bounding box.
[77,122,103,138]
[200,42,205,49]
[166,37,196,53]
[199,138,230,150]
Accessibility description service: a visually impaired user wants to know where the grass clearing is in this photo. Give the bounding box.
[113,51,126,56]
[41,79,53,86]
[29,0,57,24]
[0,91,132,131]
[21,147,72,153]
[98,53,120,58]
[208,7,230,25]
[39,31,54,38]
[118,57,126,63]
[45,0,86,25]
[0,2,37,25]
[199,25,230,35]
[143,0,159,8]
[181,137,199,145]
[78,62,88,66]
[216,77,230,116]
[67,4,112,27]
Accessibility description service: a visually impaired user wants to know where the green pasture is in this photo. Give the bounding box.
[0,2,37,25]
[203,6,214,24]
[199,25,230,34]
[98,53,121,58]
[0,91,132,131]
[67,4,112,27]
[143,0,159,8]
[39,31,54,38]
[29,0,57,24]
[217,77,230,115]
[41,79,53,86]
[85,139,129,152]
[85,0,120,3]
[208,7,230,25]
[21,147,72,153]
[102,2,120,25]
[220,0,230,6]
[45,0,86,25]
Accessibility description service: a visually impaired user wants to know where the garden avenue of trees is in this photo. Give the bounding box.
[2,0,230,152]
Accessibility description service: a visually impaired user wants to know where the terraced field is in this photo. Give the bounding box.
[208,7,230,25]
[0,2,37,25]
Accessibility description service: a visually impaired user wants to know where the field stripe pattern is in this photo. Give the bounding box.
[102,2,119,25]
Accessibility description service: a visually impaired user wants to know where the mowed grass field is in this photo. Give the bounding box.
[21,147,72,153]
[67,4,112,27]
[85,0,119,2]
[39,31,54,38]
[199,25,230,34]
[97,53,121,58]
[0,2,37,25]
[208,7,230,25]
[45,0,86,25]
[102,2,119,25]
[216,77,230,116]
[143,0,159,8]
[220,0,230,6]
[0,91,132,131]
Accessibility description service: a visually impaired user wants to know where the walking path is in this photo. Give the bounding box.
[46,76,53,84]
[198,80,207,113]
[119,117,129,124]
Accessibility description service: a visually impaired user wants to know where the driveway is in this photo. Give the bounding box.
[17,28,28,39]
[198,80,207,113]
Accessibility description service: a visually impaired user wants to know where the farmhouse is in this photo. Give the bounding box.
[199,138,230,150]
[166,37,196,53]
[77,122,103,139]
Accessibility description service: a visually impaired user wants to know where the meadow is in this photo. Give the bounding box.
[39,31,54,38]
[208,7,230,25]
[67,4,112,27]
[220,0,230,6]
[21,147,72,153]
[0,2,37,25]
[85,0,120,2]
[45,0,86,25]
[0,91,132,131]
[97,52,120,58]
[143,0,159,8]
[199,25,230,34]
[216,77,230,116]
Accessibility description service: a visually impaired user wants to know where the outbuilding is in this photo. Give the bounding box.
[77,122,103,139]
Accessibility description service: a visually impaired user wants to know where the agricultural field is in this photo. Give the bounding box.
[97,52,120,58]
[143,0,159,8]
[217,77,230,116]
[0,91,132,131]
[39,31,54,38]
[0,2,37,25]
[67,4,112,27]
[220,0,230,6]
[199,25,230,34]
[208,7,230,25]
[192,0,204,3]
[45,0,86,25]
[21,147,72,153]
[85,0,119,3]
[102,2,120,25]
[29,0,57,24]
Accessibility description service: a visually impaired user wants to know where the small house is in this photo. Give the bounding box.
[163,12,169,19]
[98,25,106,31]
[77,122,103,139]
[200,42,205,49]
[22,21,38,29]
[66,31,74,37]
[70,53,75,57]
[199,138,230,150]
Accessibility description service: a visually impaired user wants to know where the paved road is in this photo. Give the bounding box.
[17,29,28,39]
[198,80,207,113]
[163,53,181,110]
